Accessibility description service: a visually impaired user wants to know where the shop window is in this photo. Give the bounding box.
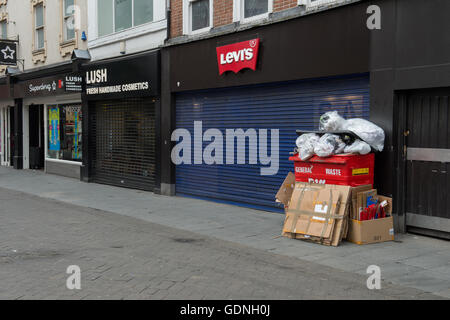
[35,3,45,50]
[47,105,82,162]
[98,0,153,37]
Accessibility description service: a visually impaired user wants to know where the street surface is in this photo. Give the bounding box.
[0,187,440,299]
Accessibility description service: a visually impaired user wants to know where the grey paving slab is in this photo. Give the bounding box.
[0,166,449,298]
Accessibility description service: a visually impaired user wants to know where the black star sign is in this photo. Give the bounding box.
[1,46,15,60]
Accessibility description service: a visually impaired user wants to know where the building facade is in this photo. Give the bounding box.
[0,0,448,239]
[80,0,166,192]
[0,0,88,178]
[161,0,450,238]
[161,0,371,207]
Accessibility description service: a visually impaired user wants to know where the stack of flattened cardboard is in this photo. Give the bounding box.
[281,182,352,246]
[275,172,296,210]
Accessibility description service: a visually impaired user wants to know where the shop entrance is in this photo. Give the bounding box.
[400,88,450,239]
[29,104,45,169]
[0,106,13,166]
[89,98,156,191]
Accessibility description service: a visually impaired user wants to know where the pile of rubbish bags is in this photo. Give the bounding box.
[296,111,385,160]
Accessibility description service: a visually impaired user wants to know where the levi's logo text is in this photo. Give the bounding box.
[216,39,260,75]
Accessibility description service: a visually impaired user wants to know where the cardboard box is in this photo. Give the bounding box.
[356,189,377,220]
[275,172,296,208]
[347,216,394,245]
[347,195,394,245]
[282,183,351,246]
[350,185,372,220]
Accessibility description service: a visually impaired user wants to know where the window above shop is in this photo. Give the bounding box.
[183,0,213,35]
[97,0,154,37]
[0,19,7,39]
[63,0,75,41]
[233,0,273,24]
[35,3,45,50]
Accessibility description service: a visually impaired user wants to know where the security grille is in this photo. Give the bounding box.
[90,98,156,191]
[175,74,370,211]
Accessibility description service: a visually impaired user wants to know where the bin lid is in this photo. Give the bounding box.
[289,153,372,164]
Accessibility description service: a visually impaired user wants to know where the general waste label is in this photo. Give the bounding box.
[352,168,369,176]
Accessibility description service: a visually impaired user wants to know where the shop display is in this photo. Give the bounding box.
[47,104,82,162]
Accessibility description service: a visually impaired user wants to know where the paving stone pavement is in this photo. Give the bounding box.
[0,187,443,300]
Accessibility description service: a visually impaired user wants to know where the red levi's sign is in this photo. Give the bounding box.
[216,38,260,75]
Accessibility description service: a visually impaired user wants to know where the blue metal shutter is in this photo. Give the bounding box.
[175,74,370,212]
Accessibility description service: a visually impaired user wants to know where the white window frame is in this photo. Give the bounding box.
[63,0,75,41]
[183,0,213,35]
[34,3,45,50]
[299,0,342,9]
[233,0,273,24]
[0,19,7,39]
[97,0,155,37]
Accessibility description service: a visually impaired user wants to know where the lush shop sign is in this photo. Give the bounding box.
[216,38,260,75]
[84,52,160,99]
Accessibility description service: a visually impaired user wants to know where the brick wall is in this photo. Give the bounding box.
[213,0,233,27]
[170,0,300,39]
[273,0,298,12]
[170,0,183,38]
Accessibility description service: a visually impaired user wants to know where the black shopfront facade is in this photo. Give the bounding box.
[82,51,161,192]
[369,0,450,238]
[161,0,450,238]
[160,3,371,210]
[9,62,84,178]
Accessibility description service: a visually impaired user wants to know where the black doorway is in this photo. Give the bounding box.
[9,106,14,165]
[29,104,44,169]
[396,88,450,240]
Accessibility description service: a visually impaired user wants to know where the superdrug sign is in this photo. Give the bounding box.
[216,38,260,75]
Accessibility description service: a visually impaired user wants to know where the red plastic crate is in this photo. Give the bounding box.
[289,153,374,187]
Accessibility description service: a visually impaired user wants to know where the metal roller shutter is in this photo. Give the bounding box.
[175,74,370,211]
[90,98,156,191]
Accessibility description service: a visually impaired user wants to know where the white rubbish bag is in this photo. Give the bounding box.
[344,118,385,152]
[296,133,320,160]
[319,111,347,131]
[343,139,371,155]
[319,110,385,152]
[314,133,343,157]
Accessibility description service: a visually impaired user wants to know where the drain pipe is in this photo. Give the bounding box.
[165,0,171,43]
